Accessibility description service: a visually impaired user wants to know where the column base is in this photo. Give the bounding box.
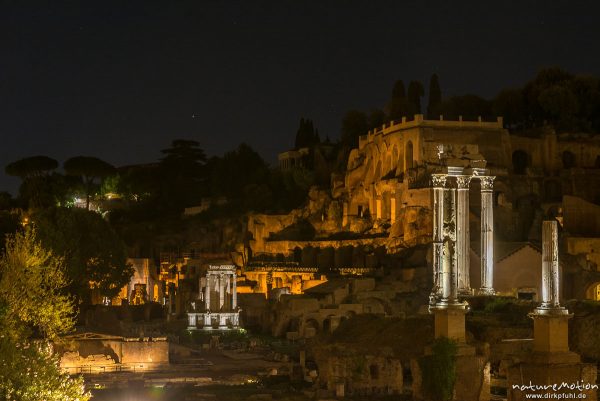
[477,287,495,296]
[431,304,469,343]
[530,311,572,354]
[458,288,474,296]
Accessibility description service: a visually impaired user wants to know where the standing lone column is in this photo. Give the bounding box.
[430,174,447,305]
[479,176,495,295]
[456,175,472,295]
[541,220,561,308]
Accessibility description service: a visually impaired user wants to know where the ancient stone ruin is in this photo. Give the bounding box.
[430,146,496,308]
[187,265,240,330]
[507,220,598,401]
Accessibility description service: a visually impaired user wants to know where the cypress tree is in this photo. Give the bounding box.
[407,81,425,116]
[427,74,442,119]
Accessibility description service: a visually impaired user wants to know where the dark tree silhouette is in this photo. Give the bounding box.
[340,110,368,149]
[294,118,319,149]
[427,74,442,119]
[388,80,409,120]
[407,81,425,116]
[5,156,59,209]
[33,207,132,303]
[5,155,58,178]
[64,156,115,210]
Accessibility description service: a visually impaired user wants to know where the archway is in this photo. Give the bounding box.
[391,145,399,173]
[512,150,529,175]
[405,141,414,170]
[304,318,320,338]
[585,282,600,300]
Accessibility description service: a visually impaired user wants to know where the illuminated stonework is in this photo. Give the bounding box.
[430,152,497,307]
[187,265,240,330]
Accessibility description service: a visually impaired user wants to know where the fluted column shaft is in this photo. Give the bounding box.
[445,181,458,303]
[219,274,225,310]
[232,272,237,309]
[205,274,211,311]
[456,176,472,295]
[479,176,495,295]
[541,220,560,307]
[431,174,447,303]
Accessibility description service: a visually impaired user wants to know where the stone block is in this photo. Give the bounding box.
[433,307,467,343]
[532,314,571,353]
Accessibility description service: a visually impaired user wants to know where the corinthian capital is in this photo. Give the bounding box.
[479,176,495,191]
[431,174,447,188]
[456,175,472,189]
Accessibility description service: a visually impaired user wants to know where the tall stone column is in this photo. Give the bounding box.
[479,176,495,295]
[456,175,472,295]
[205,273,211,311]
[232,272,237,309]
[219,274,225,310]
[430,174,447,305]
[541,220,560,308]
[449,182,458,302]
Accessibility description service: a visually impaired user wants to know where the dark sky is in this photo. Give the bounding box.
[1,1,599,194]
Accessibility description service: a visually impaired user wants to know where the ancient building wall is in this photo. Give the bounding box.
[563,195,600,236]
[505,135,543,172]
[117,340,169,364]
[420,126,510,167]
[556,136,600,169]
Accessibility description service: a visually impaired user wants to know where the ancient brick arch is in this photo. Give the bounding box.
[512,149,529,174]
[304,318,320,333]
[584,282,600,300]
[361,297,390,315]
[562,150,577,169]
[391,145,399,172]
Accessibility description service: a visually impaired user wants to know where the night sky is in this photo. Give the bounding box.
[1,1,599,194]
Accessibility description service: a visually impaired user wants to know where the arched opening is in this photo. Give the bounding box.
[405,141,414,170]
[512,150,529,175]
[304,318,320,338]
[562,151,576,169]
[391,145,399,173]
[585,282,600,301]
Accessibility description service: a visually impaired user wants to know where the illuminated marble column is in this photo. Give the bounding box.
[219,274,225,310]
[205,273,211,311]
[479,176,495,295]
[232,271,237,309]
[456,175,472,295]
[444,178,458,304]
[430,174,447,305]
[541,220,561,308]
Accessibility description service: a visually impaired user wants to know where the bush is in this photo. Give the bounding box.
[419,337,458,401]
